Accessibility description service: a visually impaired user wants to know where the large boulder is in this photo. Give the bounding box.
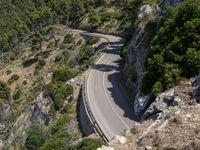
[134,95,150,116]
[143,89,181,119]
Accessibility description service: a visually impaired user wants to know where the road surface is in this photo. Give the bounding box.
[69,28,137,141]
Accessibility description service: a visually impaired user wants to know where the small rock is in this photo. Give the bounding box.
[186,114,191,119]
[173,96,181,106]
[188,99,196,106]
[138,5,153,19]
[97,145,115,150]
[115,135,127,144]
[145,146,153,150]
[134,95,150,115]
[158,120,169,130]
[174,110,181,116]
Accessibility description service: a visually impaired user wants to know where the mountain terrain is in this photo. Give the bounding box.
[0,0,200,150]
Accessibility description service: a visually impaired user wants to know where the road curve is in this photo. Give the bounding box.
[69,29,137,141]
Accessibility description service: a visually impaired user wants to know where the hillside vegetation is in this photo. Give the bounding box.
[142,0,200,97]
[0,0,142,55]
[0,26,105,149]
[0,1,145,149]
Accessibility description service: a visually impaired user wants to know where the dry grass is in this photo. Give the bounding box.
[135,104,200,150]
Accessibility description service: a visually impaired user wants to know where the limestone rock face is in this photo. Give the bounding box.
[32,92,51,125]
[0,105,8,133]
[138,5,153,19]
[143,89,182,119]
[134,95,150,116]
[192,74,200,101]
[123,0,182,115]
[0,104,10,141]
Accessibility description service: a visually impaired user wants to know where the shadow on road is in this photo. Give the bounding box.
[92,59,140,122]
[92,64,117,72]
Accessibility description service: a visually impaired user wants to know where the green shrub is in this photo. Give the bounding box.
[50,114,70,135]
[54,51,69,65]
[40,51,51,58]
[40,132,72,150]
[52,68,78,82]
[63,34,74,44]
[89,11,101,29]
[69,138,104,150]
[25,124,46,150]
[45,82,73,110]
[78,45,95,64]
[13,89,21,100]
[22,57,38,67]
[7,74,19,84]
[61,104,74,114]
[152,81,163,96]
[55,54,63,62]
[47,41,54,49]
[6,70,12,75]
[120,21,132,30]
[40,139,66,150]
[60,43,66,49]
[86,37,100,45]
[142,0,157,5]
[99,10,112,22]
[35,58,46,70]
[0,98,5,107]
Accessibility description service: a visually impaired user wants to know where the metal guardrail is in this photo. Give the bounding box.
[82,36,111,143]
[82,76,109,142]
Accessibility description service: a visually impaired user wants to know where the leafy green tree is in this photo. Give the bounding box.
[70,0,86,25]
[25,124,46,150]
[45,82,73,110]
[0,80,11,101]
[89,10,102,29]
[185,48,200,76]
[152,81,163,96]
[52,68,78,82]
[47,0,71,23]
[142,0,200,96]
[32,32,44,50]
[69,138,104,150]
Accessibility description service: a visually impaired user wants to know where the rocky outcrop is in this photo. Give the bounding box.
[32,92,51,125]
[143,89,181,119]
[8,110,32,145]
[123,0,182,115]
[0,104,10,146]
[142,74,200,120]
[123,4,159,115]
[192,74,200,101]
[0,105,9,133]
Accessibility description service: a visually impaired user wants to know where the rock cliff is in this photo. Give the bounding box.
[123,0,182,115]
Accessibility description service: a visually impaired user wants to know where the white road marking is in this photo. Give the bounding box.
[102,56,130,130]
[87,54,113,140]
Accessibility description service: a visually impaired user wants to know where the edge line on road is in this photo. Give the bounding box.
[87,54,113,141]
[102,56,131,130]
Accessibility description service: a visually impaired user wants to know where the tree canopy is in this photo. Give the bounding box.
[142,0,200,96]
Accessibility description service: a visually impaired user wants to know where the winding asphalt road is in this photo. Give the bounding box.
[69,29,137,141]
